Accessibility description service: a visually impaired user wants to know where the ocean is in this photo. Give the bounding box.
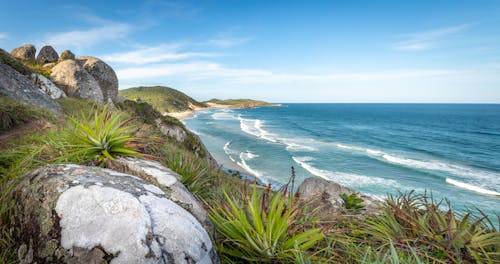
[183,104,500,219]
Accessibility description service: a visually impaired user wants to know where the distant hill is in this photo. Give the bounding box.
[119,86,206,113]
[205,99,281,108]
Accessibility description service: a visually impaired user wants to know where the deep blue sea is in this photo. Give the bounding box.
[184,104,500,219]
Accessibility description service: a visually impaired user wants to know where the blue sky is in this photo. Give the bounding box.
[1,0,500,103]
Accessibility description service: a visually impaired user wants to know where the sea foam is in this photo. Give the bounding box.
[446,178,500,196]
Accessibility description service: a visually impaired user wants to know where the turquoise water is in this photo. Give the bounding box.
[184,104,500,219]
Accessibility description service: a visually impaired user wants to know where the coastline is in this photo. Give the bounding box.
[165,102,282,120]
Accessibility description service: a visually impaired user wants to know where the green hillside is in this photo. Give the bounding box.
[119,86,206,113]
[205,98,280,108]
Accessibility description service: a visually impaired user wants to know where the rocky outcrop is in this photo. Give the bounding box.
[0,48,32,76]
[50,60,104,103]
[297,177,382,219]
[109,157,214,234]
[59,50,75,61]
[30,73,67,99]
[10,44,36,61]
[36,46,59,64]
[76,56,118,102]
[11,164,219,264]
[0,63,61,112]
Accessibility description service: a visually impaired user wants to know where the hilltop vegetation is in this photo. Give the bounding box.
[119,86,207,113]
[205,98,281,108]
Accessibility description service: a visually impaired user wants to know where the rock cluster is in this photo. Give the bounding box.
[12,162,220,264]
[1,44,120,108]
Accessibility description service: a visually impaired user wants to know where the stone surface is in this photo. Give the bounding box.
[156,118,188,142]
[42,62,56,68]
[36,46,59,64]
[0,63,61,112]
[59,50,75,61]
[297,177,382,219]
[0,48,32,76]
[110,157,214,233]
[11,44,36,61]
[11,164,219,264]
[76,56,118,102]
[30,73,67,99]
[50,60,104,103]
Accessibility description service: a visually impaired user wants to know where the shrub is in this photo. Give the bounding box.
[62,105,140,164]
[209,184,324,262]
[340,193,365,211]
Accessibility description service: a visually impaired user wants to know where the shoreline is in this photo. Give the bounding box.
[165,102,282,120]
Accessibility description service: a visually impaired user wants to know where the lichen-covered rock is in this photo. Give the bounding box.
[156,118,188,142]
[76,56,118,102]
[110,157,214,234]
[11,44,36,61]
[11,164,219,264]
[50,60,104,103]
[297,177,382,219]
[59,50,75,61]
[0,63,61,112]
[36,46,59,64]
[30,73,67,99]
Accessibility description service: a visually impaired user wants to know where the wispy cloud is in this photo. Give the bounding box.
[116,61,459,83]
[42,19,132,50]
[0,33,8,40]
[393,25,467,51]
[101,44,219,65]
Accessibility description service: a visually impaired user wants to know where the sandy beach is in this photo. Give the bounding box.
[164,102,235,120]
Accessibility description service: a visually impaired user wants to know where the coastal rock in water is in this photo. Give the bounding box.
[297,177,381,218]
[59,50,75,61]
[36,45,59,64]
[11,164,219,264]
[76,56,118,102]
[10,44,36,61]
[50,60,104,103]
[109,157,215,234]
[0,63,61,112]
[30,73,67,99]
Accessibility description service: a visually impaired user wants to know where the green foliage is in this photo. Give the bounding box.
[340,193,365,211]
[360,191,499,263]
[0,97,53,133]
[119,86,207,113]
[205,98,276,108]
[63,105,140,163]
[22,60,52,77]
[0,49,32,75]
[209,185,324,262]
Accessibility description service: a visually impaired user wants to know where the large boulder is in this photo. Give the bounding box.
[11,164,219,263]
[36,46,59,64]
[50,60,104,103]
[76,56,118,102]
[30,73,67,99]
[59,50,75,61]
[297,177,382,219]
[109,157,214,234]
[10,44,36,61]
[0,63,61,112]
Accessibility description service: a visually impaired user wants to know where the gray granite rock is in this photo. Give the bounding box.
[59,50,75,61]
[11,44,36,61]
[50,60,104,103]
[36,46,59,64]
[0,63,61,112]
[30,73,67,99]
[11,164,219,264]
[297,177,382,218]
[76,56,118,102]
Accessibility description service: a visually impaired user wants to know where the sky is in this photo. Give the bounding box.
[1,0,500,103]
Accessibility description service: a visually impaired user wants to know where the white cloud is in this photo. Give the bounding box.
[42,21,131,50]
[115,61,459,84]
[393,25,467,51]
[101,44,219,65]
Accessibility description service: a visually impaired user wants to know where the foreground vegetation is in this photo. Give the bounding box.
[0,97,498,263]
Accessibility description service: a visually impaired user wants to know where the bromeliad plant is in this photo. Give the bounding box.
[64,105,140,164]
[209,184,324,263]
